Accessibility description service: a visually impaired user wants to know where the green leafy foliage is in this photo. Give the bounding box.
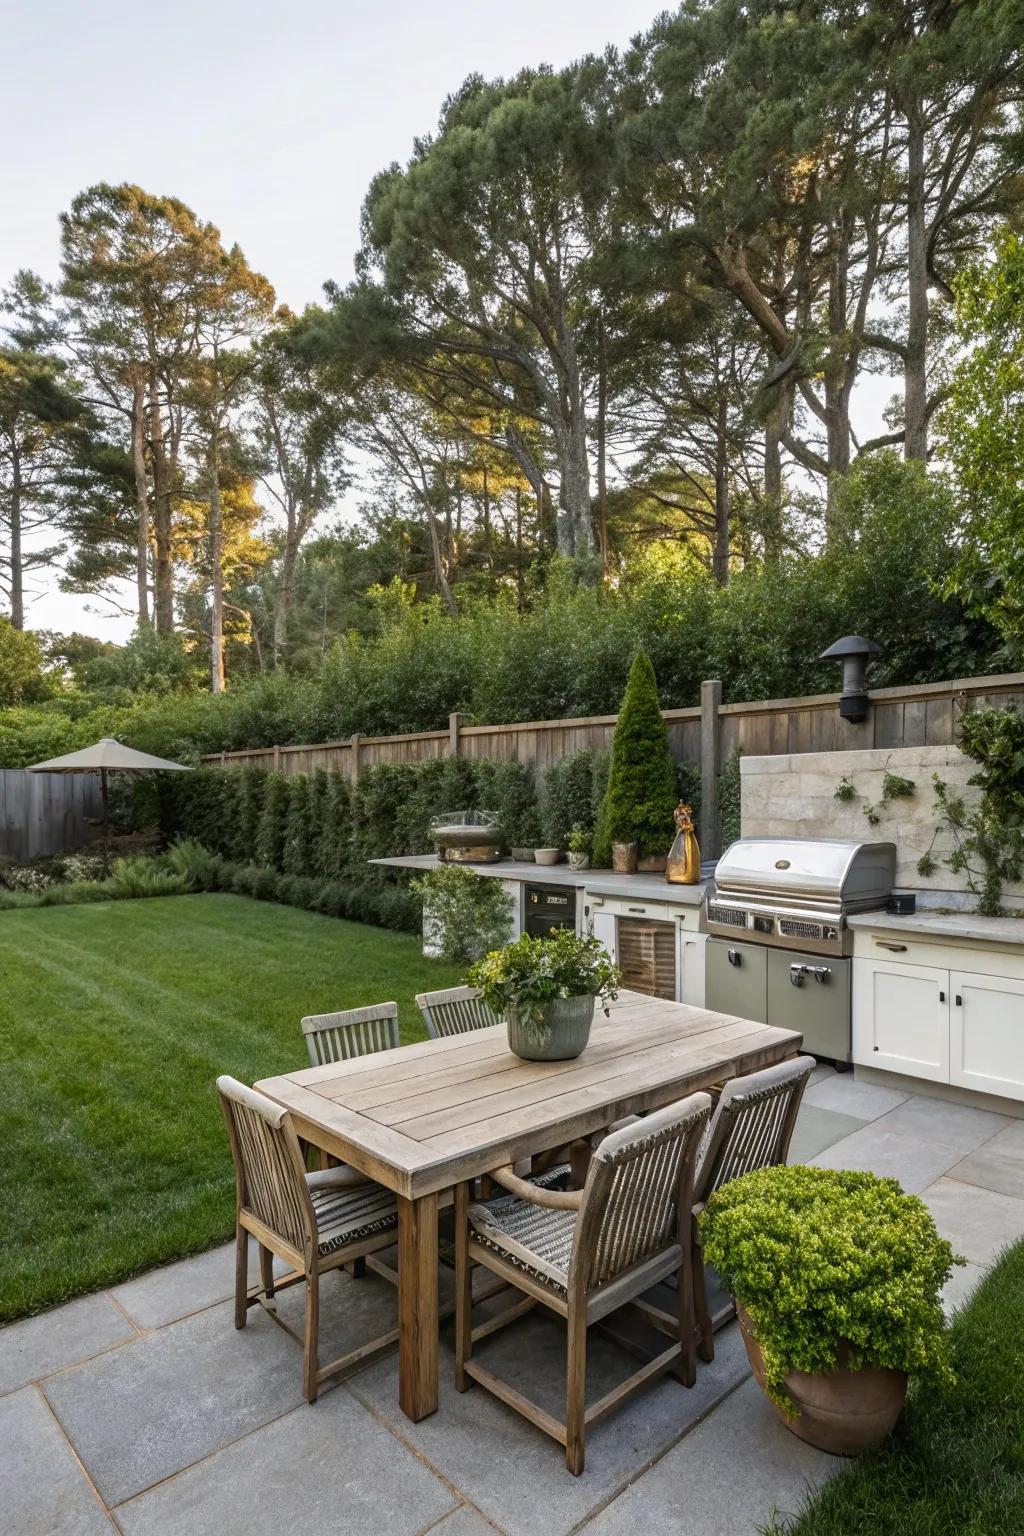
[410,864,514,964]
[0,620,56,706]
[469,929,620,1041]
[718,747,742,850]
[700,1166,957,1416]
[593,651,678,863]
[542,747,610,848]
[863,771,916,828]
[924,705,1024,914]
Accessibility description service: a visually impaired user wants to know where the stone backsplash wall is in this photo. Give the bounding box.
[739,745,1024,907]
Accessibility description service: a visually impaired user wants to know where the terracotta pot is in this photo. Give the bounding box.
[637,854,667,873]
[737,1305,907,1457]
[507,994,595,1061]
[612,841,638,874]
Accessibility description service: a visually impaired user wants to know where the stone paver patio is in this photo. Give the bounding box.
[5,1068,1024,1536]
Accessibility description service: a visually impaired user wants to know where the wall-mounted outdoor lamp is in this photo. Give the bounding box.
[819,635,883,723]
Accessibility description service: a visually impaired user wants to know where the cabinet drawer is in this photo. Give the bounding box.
[854,930,1024,982]
[585,895,699,930]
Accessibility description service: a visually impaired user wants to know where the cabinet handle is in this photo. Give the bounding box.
[955,994,963,1007]
[627,906,647,914]
[939,990,946,1003]
[875,941,908,952]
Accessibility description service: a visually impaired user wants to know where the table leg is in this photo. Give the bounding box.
[398,1191,439,1421]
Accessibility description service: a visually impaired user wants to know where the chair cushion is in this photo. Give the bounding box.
[307,1176,398,1256]
[469,1191,577,1295]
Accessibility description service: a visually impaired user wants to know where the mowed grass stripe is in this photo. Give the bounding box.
[0,895,459,1320]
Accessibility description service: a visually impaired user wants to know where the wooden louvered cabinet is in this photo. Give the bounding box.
[583,893,707,1008]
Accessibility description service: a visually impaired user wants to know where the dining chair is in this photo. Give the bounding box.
[301,1001,400,1065]
[690,1054,816,1360]
[454,1092,713,1474]
[218,1075,401,1403]
[416,985,496,1039]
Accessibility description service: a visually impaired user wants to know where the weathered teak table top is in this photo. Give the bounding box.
[256,991,801,1422]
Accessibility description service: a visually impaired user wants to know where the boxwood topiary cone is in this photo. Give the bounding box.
[593,650,679,865]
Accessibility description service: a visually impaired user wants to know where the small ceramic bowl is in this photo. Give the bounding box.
[534,848,561,866]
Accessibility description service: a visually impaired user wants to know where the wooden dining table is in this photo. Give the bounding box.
[256,990,801,1423]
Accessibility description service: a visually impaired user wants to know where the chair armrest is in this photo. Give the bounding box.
[488,1165,584,1211]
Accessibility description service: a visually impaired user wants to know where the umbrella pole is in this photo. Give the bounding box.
[101,768,110,877]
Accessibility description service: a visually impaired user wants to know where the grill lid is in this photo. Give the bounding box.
[713,837,896,904]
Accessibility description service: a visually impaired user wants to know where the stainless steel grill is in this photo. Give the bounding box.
[702,838,896,957]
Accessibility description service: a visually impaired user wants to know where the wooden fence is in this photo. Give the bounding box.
[0,771,102,864]
[202,671,1024,857]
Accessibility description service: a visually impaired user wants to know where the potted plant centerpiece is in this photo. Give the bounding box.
[700,1165,959,1455]
[469,930,620,1061]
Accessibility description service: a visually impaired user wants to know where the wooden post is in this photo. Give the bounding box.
[449,712,463,757]
[699,679,723,860]
[272,744,281,773]
[350,733,361,784]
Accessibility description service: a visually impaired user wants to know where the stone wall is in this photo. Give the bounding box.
[739,745,1024,908]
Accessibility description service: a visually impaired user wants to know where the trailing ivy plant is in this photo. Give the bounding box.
[863,771,916,827]
[700,1165,958,1416]
[918,705,1024,915]
[833,775,857,803]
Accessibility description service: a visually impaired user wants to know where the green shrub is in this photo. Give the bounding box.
[164,839,226,891]
[255,774,291,869]
[410,864,515,964]
[318,773,352,878]
[469,929,620,1045]
[700,1165,958,1415]
[282,774,314,876]
[542,747,610,847]
[718,746,742,849]
[105,856,192,899]
[593,651,678,863]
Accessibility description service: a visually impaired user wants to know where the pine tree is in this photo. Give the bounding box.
[282,775,313,876]
[319,773,352,879]
[593,650,678,864]
[234,766,268,864]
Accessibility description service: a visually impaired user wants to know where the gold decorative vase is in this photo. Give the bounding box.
[666,803,701,884]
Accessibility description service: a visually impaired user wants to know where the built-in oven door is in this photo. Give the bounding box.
[767,949,851,1064]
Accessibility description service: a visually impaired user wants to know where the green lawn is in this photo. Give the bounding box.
[765,1238,1024,1536]
[0,894,460,1321]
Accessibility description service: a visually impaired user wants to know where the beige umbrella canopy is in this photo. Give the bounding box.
[28,737,191,867]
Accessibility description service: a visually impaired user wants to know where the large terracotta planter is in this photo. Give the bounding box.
[612,841,638,873]
[738,1305,907,1456]
[507,994,595,1061]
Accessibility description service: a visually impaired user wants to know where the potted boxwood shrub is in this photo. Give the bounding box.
[469,930,620,1061]
[699,1165,958,1455]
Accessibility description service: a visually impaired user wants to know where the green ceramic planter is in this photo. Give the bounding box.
[507,994,596,1061]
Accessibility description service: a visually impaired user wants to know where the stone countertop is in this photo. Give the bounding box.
[848,908,1024,948]
[370,854,710,907]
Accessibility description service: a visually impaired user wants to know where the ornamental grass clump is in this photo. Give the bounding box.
[469,930,619,1047]
[700,1165,958,1416]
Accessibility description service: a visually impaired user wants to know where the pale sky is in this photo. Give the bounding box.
[2,0,891,641]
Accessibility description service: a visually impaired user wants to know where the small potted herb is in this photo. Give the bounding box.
[566,824,591,871]
[469,930,620,1061]
[700,1165,959,1455]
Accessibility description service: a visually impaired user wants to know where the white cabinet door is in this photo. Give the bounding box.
[678,929,707,1008]
[590,909,617,965]
[950,970,1024,1101]
[852,959,949,1081]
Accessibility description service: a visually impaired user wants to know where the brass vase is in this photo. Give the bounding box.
[666,803,701,884]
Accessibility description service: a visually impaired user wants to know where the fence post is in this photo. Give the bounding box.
[699,679,723,860]
[272,744,281,773]
[350,733,362,783]
[449,712,463,757]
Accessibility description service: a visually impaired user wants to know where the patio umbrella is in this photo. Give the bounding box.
[27,737,192,870]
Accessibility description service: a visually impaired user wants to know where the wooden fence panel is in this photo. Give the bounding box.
[0,771,102,863]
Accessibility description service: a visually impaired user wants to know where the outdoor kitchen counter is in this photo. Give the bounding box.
[370,853,711,905]
[848,908,1024,948]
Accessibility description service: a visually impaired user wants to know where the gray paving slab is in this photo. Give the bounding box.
[811,1125,963,1193]
[803,1073,910,1120]
[788,1105,867,1164]
[428,1508,504,1536]
[113,1388,457,1536]
[922,1176,1024,1267]
[43,1299,306,1507]
[987,1119,1024,1156]
[942,1260,987,1317]
[110,1244,239,1330]
[0,1386,114,1535]
[946,1143,1024,1201]
[348,1312,751,1536]
[577,1376,837,1536]
[0,1292,135,1397]
[872,1096,1012,1156]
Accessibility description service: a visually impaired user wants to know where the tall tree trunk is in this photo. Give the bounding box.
[905,103,929,462]
[823,224,853,536]
[762,385,786,562]
[515,484,525,612]
[482,464,492,567]
[208,428,225,694]
[712,399,731,586]
[148,367,174,634]
[272,536,298,667]
[596,317,609,574]
[130,373,150,625]
[9,450,23,629]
